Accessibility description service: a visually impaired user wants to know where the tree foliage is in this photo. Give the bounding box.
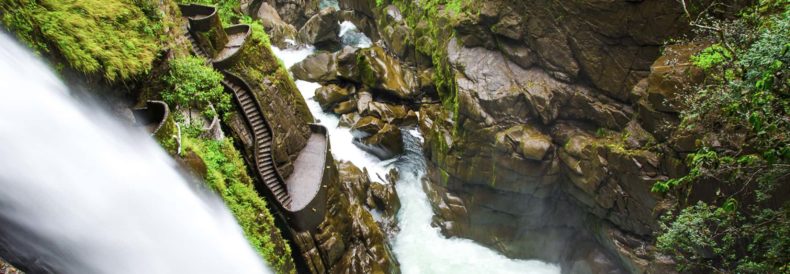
[655,1,790,272]
[162,56,230,118]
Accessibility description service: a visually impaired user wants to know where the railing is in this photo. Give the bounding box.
[213,24,252,70]
[132,100,169,135]
[177,4,219,32]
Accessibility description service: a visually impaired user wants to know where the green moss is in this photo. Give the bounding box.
[154,113,179,154]
[225,20,313,124]
[182,133,296,274]
[1,0,164,82]
[386,0,472,132]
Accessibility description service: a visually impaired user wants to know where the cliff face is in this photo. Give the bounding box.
[345,0,709,272]
[292,161,400,274]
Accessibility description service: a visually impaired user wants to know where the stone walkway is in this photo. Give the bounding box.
[215,32,246,61]
[287,133,327,210]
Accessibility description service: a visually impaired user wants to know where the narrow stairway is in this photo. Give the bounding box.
[184,27,210,61]
[224,80,292,209]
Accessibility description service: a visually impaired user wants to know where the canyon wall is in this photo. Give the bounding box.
[339,0,713,272]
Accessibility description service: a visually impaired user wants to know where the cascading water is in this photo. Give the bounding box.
[273,21,561,274]
[0,33,271,274]
[339,21,373,48]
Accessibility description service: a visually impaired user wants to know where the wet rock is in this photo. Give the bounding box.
[357,46,419,100]
[362,101,409,124]
[291,51,337,82]
[339,112,361,127]
[351,116,385,138]
[353,123,404,160]
[290,46,360,83]
[254,3,297,48]
[273,0,320,28]
[338,0,376,18]
[333,99,357,115]
[495,125,553,161]
[314,84,353,110]
[297,7,340,49]
[499,40,537,69]
[369,181,400,218]
[491,12,525,40]
[180,151,208,179]
[310,161,399,273]
[334,46,361,80]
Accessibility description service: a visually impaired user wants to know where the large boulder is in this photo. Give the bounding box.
[351,116,385,138]
[272,0,320,28]
[357,46,419,100]
[290,46,359,82]
[314,84,353,110]
[353,123,404,160]
[253,3,297,48]
[291,51,337,82]
[297,7,340,49]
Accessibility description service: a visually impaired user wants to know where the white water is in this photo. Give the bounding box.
[339,21,373,48]
[273,21,560,274]
[0,33,271,274]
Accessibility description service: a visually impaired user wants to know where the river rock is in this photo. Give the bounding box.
[361,101,409,124]
[308,161,399,273]
[333,99,357,115]
[297,7,340,49]
[353,123,404,160]
[253,3,297,48]
[291,51,337,82]
[314,84,353,110]
[290,46,359,83]
[273,0,320,28]
[351,116,384,138]
[356,46,419,100]
[339,112,360,127]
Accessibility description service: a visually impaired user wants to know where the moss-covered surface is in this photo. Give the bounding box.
[0,0,166,82]
[181,131,296,274]
[225,19,313,125]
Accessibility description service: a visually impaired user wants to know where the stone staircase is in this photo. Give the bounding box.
[223,76,292,208]
[179,3,330,232]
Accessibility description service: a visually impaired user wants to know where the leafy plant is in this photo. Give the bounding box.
[162,56,230,118]
[182,133,295,274]
[654,1,790,272]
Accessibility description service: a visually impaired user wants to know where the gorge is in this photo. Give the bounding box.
[0,0,787,273]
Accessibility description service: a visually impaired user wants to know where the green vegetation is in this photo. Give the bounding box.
[182,131,295,274]
[0,0,164,82]
[386,0,471,106]
[162,56,230,118]
[654,1,789,272]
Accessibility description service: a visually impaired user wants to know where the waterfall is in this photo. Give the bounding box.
[0,33,271,274]
[273,20,561,274]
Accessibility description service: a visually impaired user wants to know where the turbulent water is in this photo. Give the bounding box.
[273,21,561,274]
[339,21,373,48]
[0,33,271,274]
